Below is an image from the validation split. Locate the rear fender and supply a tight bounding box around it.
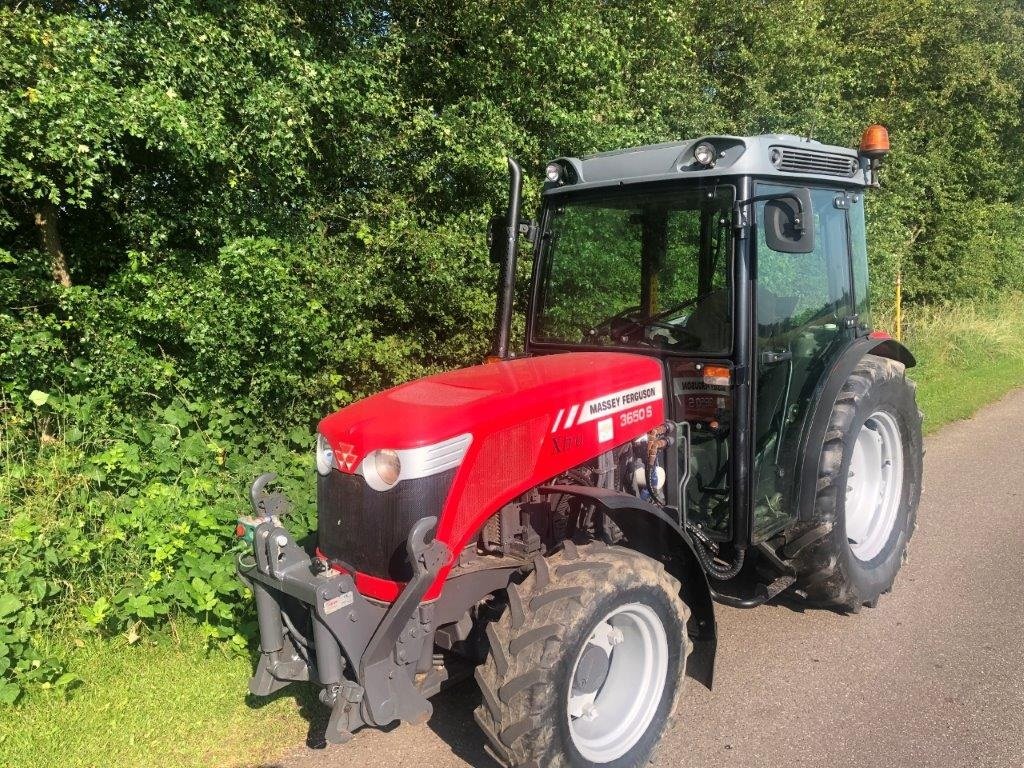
[794,336,915,523]
[868,332,916,368]
[539,484,718,689]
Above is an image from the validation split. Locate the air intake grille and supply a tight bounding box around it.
[317,468,455,582]
[771,146,858,178]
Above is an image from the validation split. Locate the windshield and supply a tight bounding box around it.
[533,186,734,354]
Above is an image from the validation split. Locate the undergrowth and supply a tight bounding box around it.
[901,294,1024,431]
[0,392,316,703]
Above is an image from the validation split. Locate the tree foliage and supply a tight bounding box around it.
[1,0,1023,698]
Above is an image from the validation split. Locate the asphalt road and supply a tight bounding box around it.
[267,388,1024,768]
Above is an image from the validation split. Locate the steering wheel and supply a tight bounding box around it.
[585,305,643,342]
[585,294,710,348]
[623,294,707,345]
[640,293,716,348]
[640,321,704,349]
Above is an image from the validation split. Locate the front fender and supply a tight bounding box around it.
[539,484,717,689]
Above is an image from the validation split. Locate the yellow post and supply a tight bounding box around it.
[894,268,902,342]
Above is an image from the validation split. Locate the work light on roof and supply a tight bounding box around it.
[692,141,717,167]
[545,163,563,183]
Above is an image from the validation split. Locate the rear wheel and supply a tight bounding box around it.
[794,354,923,610]
[474,541,690,768]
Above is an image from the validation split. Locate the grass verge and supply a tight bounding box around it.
[4,295,1024,768]
[901,294,1024,433]
[0,626,312,768]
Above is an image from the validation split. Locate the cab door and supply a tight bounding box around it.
[752,185,856,540]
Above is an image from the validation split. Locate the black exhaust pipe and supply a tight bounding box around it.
[492,157,522,360]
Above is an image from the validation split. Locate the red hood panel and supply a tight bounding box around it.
[318,352,663,461]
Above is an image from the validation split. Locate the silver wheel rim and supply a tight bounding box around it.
[566,602,668,763]
[845,409,904,561]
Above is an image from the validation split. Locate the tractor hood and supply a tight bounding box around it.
[317,351,667,601]
[318,351,664,472]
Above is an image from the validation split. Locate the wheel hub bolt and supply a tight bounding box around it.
[582,703,599,721]
[607,627,625,646]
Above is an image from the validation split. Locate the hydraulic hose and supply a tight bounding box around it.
[281,608,313,650]
[692,537,746,581]
[646,452,665,506]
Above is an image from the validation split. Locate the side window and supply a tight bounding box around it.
[756,185,852,328]
[848,193,870,330]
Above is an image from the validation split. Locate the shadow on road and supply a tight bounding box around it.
[245,674,496,767]
[426,678,498,767]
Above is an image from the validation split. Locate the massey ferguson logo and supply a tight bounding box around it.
[551,380,663,433]
[336,443,359,471]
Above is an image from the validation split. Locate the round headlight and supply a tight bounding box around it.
[316,433,335,476]
[693,141,717,167]
[545,163,563,183]
[374,449,401,487]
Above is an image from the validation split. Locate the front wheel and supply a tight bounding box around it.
[794,354,924,611]
[474,542,690,768]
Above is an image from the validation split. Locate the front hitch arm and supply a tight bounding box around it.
[358,516,451,726]
[249,471,289,518]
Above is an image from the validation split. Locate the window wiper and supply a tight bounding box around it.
[632,295,704,329]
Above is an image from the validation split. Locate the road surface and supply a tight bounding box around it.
[265,388,1024,768]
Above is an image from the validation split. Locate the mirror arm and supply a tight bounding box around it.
[733,191,807,234]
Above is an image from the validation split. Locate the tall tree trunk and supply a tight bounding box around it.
[34,199,71,287]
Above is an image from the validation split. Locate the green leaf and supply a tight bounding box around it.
[28,390,49,407]
[55,672,80,689]
[0,596,23,620]
[0,681,22,705]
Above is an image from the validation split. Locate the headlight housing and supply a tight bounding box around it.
[354,434,472,491]
[692,141,717,167]
[364,448,402,491]
[316,433,336,476]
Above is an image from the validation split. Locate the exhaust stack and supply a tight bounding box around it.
[491,157,522,360]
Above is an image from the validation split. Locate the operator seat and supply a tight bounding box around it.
[682,288,731,352]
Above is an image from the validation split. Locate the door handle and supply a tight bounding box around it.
[761,349,793,365]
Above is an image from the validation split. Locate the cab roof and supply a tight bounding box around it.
[545,133,869,194]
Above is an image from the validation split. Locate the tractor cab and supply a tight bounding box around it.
[484,130,907,591]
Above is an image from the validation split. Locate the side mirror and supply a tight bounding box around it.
[487,214,538,264]
[487,214,506,265]
[763,187,814,254]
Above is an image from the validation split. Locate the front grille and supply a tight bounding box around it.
[317,468,456,582]
[772,146,858,178]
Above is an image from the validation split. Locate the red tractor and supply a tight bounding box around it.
[237,125,922,767]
